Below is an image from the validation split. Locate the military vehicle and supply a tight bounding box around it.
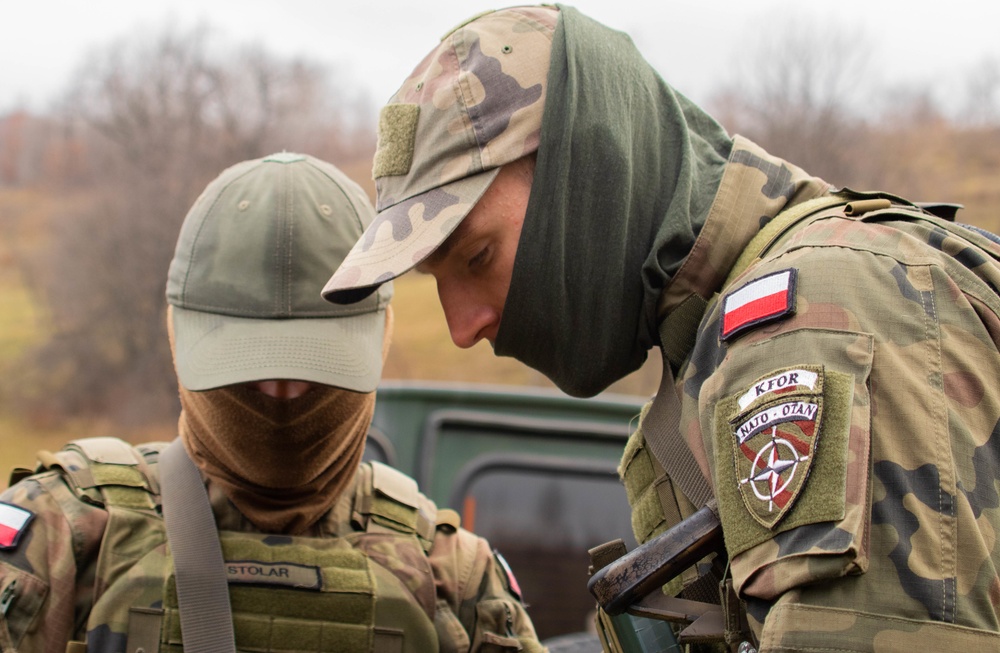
[365,380,647,650]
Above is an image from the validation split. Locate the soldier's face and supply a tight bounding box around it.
[242,379,318,399]
[416,159,533,349]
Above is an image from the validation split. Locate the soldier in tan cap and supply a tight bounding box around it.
[0,153,544,652]
[323,5,1000,652]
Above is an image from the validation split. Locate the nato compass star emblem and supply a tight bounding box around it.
[741,427,810,512]
[732,398,820,529]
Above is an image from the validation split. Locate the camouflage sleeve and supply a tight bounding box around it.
[0,472,107,653]
[428,525,546,653]
[696,235,1000,647]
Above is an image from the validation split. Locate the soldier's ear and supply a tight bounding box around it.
[382,305,394,365]
[166,305,179,374]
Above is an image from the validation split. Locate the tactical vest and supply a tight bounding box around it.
[41,437,447,653]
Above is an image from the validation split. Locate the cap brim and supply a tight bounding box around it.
[172,305,385,392]
[322,167,501,304]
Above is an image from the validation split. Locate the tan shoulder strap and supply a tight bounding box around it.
[371,460,420,505]
[726,194,849,287]
[32,437,163,512]
[353,462,438,547]
[159,438,236,653]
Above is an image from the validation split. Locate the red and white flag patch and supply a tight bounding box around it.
[721,269,796,341]
[0,502,33,550]
[494,550,523,601]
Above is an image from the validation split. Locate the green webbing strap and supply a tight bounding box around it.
[127,607,165,653]
[373,628,405,652]
[726,194,848,287]
[160,439,236,653]
[643,320,714,509]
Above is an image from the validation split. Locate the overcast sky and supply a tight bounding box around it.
[3,1,1000,116]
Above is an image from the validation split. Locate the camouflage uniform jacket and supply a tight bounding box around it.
[0,438,543,653]
[623,136,1000,650]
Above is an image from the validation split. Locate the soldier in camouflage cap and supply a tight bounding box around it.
[323,4,555,307]
[0,153,544,652]
[324,4,1000,651]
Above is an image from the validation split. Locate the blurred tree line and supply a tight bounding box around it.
[0,25,375,428]
[2,16,1000,433]
[706,16,1000,227]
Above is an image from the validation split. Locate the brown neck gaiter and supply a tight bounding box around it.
[178,383,373,534]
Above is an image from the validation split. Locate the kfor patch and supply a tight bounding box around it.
[721,269,796,341]
[0,502,33,550]
[738,368,819,411]
[729,365,824,529]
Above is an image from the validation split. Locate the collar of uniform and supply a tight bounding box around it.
[205,471,356,537]
[657,136,832,326]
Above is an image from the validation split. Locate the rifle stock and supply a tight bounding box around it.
[587,503,724,615]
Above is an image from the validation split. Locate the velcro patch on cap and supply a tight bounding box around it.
[721,269,796,342]
[0,502,34,550]
[373,104,420,178]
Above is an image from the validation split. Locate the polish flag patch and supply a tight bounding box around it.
[494,550,523,601]
[0,502,34,550]
[721,269,796,341]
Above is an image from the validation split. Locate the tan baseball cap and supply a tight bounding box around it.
[167,152,392,392]
[322,5,558,305]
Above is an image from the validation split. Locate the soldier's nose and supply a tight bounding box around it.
[247,380,316,399]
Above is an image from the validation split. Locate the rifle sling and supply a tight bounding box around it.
[160,439,237,653]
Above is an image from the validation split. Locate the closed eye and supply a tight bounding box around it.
[469,246,490,269]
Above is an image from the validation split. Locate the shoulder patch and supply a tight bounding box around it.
[0,502,34,550]
[493,550,523,601]
[729,366,824,529]
[721,269,796,342]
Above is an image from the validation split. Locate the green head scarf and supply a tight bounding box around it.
[493,5,734,397]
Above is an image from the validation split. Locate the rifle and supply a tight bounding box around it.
[587,502,753,652]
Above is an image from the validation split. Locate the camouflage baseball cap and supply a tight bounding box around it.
[167,152,392,392]
[322,4,558,304]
